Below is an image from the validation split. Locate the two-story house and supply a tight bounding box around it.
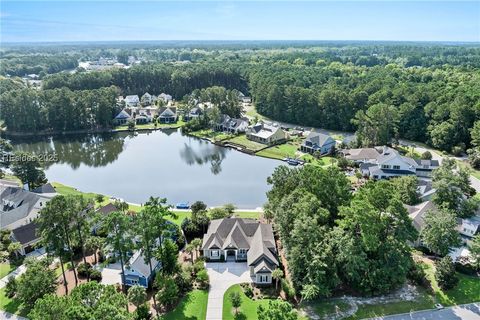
[300,132,336,155]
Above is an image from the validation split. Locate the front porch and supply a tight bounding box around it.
[204,248,248,262]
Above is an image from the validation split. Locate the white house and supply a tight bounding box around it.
[358,147,418,179]
[124,95,140,107]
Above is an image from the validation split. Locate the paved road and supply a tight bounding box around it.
[205,261,252,320]
[370,302,480,320]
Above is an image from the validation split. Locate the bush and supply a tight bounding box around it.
[407,263,429,288]
[77,262,92,277]
[175,268,193,293]
[241,283,254,298]
[90,269,102,281]
[281,278,296,301]
[451,144,465,156]
[435,256,459,290]
[421,151,433,160]
[193,260,205,275]
[196,269,209,289]
[134,303,151,320]
[455,262,477,275]
[5,276,17,298]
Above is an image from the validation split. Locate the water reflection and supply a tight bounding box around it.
[9,129,281,207]
[11,133,126,169]
[179,139,227,175]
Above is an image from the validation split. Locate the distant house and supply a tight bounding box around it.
[11,222,40,255]
[134,108,155,124]
[0,185,54,230]
[158,107,178,124]
[185,107,203,121]
[300,132,336,155]
[405,200,436,246]
[158,93,173,103]
[202,218,279,285]
[357,147,418,179]
[113,109,132,125]
[215,114,249,134]
[457,216,480,246]
[124,95,140,107]
[340,148,381,163]
[141,93,152,106]
[124,250,161,288]
[245,122,287,145]
[414,159,440,178]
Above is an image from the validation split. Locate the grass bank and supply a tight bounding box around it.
[160,289,208,320]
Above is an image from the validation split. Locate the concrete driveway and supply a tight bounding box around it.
[205,261,252,320]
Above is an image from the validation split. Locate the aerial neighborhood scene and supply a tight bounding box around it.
[0,1,479,320]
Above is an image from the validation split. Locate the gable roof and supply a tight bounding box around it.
[0,186,46,228]
[343,148,381,161]
[158,107,177,117]
[127,250,160,278]
[32,183,56,194]
[405,200,436,232]
[125,95,139,103]
[114,109,132,120]
[12,222,39,245]
[202,218,278,267]
[305,132,335,148]
[97,203,117,215]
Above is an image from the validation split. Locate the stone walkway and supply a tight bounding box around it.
[205,261,252,320]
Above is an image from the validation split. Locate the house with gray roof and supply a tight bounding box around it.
[245,122,287,146]
[215,114,249,134]
[202,218,279,285]
[414,159,440,177]
[124,249,161,288]
[357,147,418,180]
[1,186,54,230]
[113,109,133,125]
[11,222,40,255]
[340,148,381,163]
[158,106,178,124]
[300,132,336,155]
[124,95,140,107]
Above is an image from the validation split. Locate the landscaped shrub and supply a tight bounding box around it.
[77,262,92,277]
[281,278,296,302]
[196,269,209,289]
[407,263,429,288]
[193,260,205,275]
[90,269,102,281]
[241,283,254,298]
[134,303,151,320]
[455,262,477,275]
[175,268,193,293]
[5,276,17,298]
[435,256,459,290]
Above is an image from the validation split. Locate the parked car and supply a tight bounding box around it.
[176,202,190,209]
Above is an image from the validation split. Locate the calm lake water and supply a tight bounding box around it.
[10,129,281,208]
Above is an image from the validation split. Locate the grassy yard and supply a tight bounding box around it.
[160,289,208,320]
[0,263,14,279]
[300,154,338,167]
[233,211,261,219]
[1,174,21,185]
[189,129,234,142]
[0,288,23,316]
[256,143,299,160]
[114,119,185,131]
[224,135,266,152]
[457,160,480,180]
[223,284,274,320]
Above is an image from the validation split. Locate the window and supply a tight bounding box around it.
[211,250,219,257]
[381,165,391,169]
[239,249,247,255]
[393,165,400,170]
[259,275,268,283]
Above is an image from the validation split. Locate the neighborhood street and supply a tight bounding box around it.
[371,302,480,320]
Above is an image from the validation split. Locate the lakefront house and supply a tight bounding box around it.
[202,218,279,285]
[245,122,287,145]
[300,132,336,155]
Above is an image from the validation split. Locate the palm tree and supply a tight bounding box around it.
[191,238,202,260]
[7,242,22,260]
[185,243,195,262]
[271,268,284,291]
[86,236,104,265]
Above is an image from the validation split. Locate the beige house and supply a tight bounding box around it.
[245,122,287,145]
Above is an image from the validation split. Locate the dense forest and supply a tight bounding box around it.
[1,42,479,153]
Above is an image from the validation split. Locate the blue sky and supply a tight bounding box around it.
[1,1,479,43]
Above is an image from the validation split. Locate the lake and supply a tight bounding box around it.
[10,129,282,208]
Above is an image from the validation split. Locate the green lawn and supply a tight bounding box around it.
[189,129,234,142]
[0,263,14,279]
[300,154,337,167]
[256,143,299,160]
[1,174,21,185]
[457,160,480,180]
[160,290,208,320]
[0,288,23,315]
[114,119,185,131]
[233,211,261,219]
[224,135,266,152]
[223,284,274,320]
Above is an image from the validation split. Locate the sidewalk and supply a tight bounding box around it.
[370,302,480,320]
[0,311,28,320]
